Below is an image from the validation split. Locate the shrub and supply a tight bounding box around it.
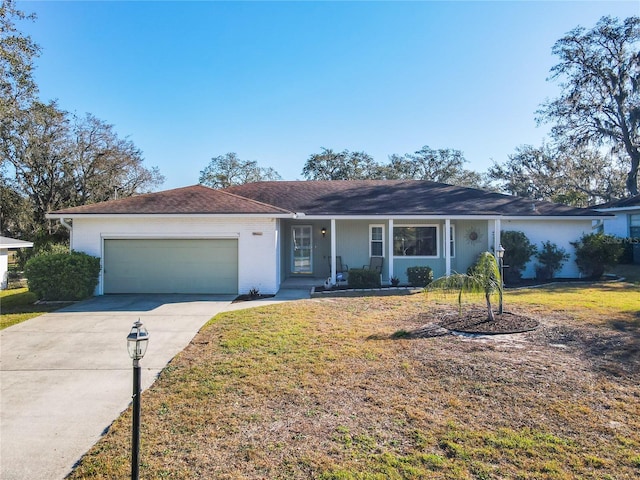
[500,231,537,283]
[25,251,101,300]
[535,241,570,281]
[406,266,433,287]
[570,233,623,279]
[348,268,381,288]
[16,238,69,269]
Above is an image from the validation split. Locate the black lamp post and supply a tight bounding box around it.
[496,244,505,315]
[127,320,149,480]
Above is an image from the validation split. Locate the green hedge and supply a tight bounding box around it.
[25,252,101,300]
[406,266,433,287]
[348,268,381,288]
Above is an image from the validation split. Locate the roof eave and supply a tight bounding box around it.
[46,212,295,219]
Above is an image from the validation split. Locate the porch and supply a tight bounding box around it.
[279,218,502,286]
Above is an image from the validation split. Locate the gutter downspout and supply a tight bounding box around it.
[59,218,73,251]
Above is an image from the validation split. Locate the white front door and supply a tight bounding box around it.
[292,225,313,274]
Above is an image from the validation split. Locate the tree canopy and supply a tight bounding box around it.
[199,152,281,189]
[487,144,627,206]
[0,1,164,241]
[301,146,486,188]
[538,15,640,195]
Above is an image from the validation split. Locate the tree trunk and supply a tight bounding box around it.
[485,293,495,322]
[625,150,639,196]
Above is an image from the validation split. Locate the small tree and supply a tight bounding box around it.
[535,241,570,281]
[570,233,623,279]
[428,252,501,322]
[500,230,537,283]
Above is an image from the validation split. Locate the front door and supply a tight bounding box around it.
[292,225,313,274]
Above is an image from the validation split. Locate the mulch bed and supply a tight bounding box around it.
[232,294,275,303]
[409,307,539,337]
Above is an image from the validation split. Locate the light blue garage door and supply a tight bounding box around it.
[104,239,238,294]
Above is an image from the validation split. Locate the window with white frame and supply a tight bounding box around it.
[370,225,384,257]
[448,225,456,257]
[393,225,438,257]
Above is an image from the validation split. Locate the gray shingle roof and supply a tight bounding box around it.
[48,185,291,215]
[48,180,605,217]
[595,195,640,209]
[225,180,603,217]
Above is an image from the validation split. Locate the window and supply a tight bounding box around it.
[370,225,384,257]
[630,214,640,239]
[393,225,438,257]
[449,225,456,258]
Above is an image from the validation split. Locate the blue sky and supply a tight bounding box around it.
[20,1,639,190]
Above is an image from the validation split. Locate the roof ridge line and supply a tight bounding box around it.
[211,185,293,214]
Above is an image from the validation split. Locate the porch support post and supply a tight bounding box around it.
[388,219,394,281]
[330,218,336,284]
[494,218,501,253]
[444,218,451,276]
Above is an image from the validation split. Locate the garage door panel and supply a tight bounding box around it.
[104,239,238,294]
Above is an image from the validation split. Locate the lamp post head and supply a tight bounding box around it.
[496,244,505,259]
[127,320,149,360]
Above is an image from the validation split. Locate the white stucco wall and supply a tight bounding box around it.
[500,218,594,278]
[70,216,280,295]
[0,249,8,290]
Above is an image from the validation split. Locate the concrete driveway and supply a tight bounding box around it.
[1,294,241,480]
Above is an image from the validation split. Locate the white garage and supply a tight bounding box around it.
[103,238,238,294]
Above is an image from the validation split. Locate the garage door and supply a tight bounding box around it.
[104,239,238,294]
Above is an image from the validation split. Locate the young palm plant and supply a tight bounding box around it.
[427,251,502,322]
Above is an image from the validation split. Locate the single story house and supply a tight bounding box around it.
[47,180,609,295]
[595,194,640,264]
[0,236,34,290]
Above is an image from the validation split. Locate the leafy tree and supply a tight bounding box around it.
[0,0,39,112]
[68,113,164,204]
[1,103,164,237]
[200,152,281,188]
[1,2,163,240]
[2,101,72,234]
[488,144,627,206]
[388,146,485,187]
[301,148,381,180]
[428,251,501,322]
[301,145,486,188]
[500,231,537,283]
[538,16,640,195]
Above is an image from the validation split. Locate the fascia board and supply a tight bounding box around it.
[290,214,609,221]
[595,206,640,213]
[45,213,294,219]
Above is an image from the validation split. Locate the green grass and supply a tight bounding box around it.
[0,288,71,329]
[68,286,640,479]
[506,282,640,324]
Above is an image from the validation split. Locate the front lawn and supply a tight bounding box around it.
[69,283,640,479]
[0,288,72,330]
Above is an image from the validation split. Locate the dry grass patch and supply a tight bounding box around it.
[69,287,640,479]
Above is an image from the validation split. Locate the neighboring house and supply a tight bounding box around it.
[595,195,640,264]
[47,180,609,295]
[0,236,34,290]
